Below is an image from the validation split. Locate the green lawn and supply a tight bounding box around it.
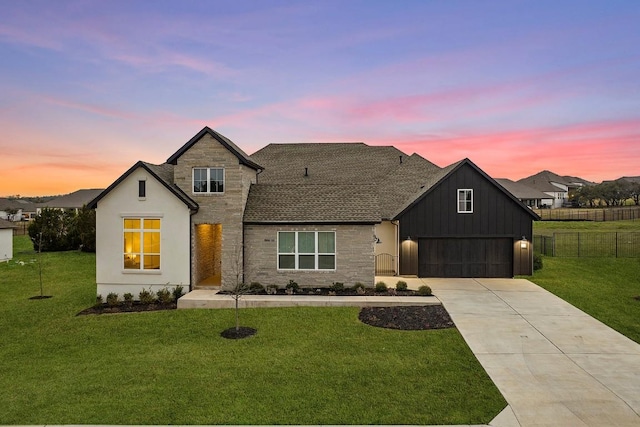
[531,220,640,343]
[530,256,640,344]
[0,236,506,425]
[534,219,640,235]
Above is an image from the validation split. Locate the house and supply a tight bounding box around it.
[89,127,538,297]
[0,197,36,221]
[0,219,17,262]
[38,189,104,214]
[495,179,553,209]
[517,171,591,208]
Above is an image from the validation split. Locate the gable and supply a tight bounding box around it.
[167,126,262,170]
[395,159,538,238]
[88,162,198,210]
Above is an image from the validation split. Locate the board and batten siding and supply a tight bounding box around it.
[397,162,533,241]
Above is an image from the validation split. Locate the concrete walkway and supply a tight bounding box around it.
[421,277,640,427]
[178,278,640,426]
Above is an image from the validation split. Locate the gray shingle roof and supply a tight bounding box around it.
[40,189,104,209]
[252,143,407,184]
[495,178,552,200]
[244,184,381,223]
[0,218,17,229]
[0,198,36,211]
[377,154,443,219]
[247,143,451,223]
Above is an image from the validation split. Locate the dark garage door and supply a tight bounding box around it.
[418,238,513,278]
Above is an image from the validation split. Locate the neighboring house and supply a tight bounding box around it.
[518,171,592,208]
[495,179,553,209]
[37,189,104,214]
[0,198,36,221]
[0,219,17,261]
[89,127,539,297]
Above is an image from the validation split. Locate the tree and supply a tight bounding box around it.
[75,206,96,252]
[220,240,256,339]
[28,208,79,252]
[630,182,640,206]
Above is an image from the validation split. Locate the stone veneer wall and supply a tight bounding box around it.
[171,133,257,287]
[243,223,376,288]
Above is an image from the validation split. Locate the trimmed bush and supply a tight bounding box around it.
[374,281,388,293]
[172,285,185,300]
[395,281,408,291]
[352,282,366,294]
[156,288,173,305]
[249,282,265,293]
[533,254,543,271]
[266,284,279,295]
[417,285,432,296]
[331,282,344,292]
[123,292,134,307]
[95,294,103,306]
[139,288,156,305]
[285,280,299,293]
[106,292,120,307]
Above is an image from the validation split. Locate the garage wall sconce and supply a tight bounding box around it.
[520,237,528,249]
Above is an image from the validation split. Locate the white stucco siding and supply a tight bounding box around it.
[0,229,13,261]
[95,167,191,297]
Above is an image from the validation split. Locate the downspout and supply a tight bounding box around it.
[189,206,198,292]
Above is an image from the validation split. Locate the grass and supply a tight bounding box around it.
[0,236,506,425]
[531,219,640,343]
[534,219,640,235]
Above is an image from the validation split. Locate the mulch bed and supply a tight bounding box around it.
[77,302,177,316]
[358,305,455,330]
[78,299,454,332]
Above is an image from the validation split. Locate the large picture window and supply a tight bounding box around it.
[457,189,473,213]
[123,218,161,270]
[193,167,224,193]
[278,231,335,270]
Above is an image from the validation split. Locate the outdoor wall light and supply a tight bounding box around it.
[520,237,528,249]
[405,236,411,241]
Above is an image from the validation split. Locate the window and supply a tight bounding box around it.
[138,180,146,198]
[193,168,224,193]
[123,218,161,270]
[278,231,335,270]
[457,189,473,213]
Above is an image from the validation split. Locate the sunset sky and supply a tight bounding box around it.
[1,0,639,196]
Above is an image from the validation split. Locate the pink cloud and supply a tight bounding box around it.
[381,119,640,182]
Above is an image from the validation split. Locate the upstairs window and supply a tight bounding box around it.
[278,231,336,270]
[457,189,473,213]
[193,168,224,193]
[138,180,146,198]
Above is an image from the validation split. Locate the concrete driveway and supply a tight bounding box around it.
[418,277,640,427]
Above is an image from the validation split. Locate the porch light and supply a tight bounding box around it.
[520,237,528,249]
[405,236,411,241]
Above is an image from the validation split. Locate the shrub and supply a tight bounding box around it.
[106,292,120,307]
[352,282,366,294]
[331,282,344,292]
[266,284,279,295]
[172,285,185,300]
[374,281,388,293]
[156,287,174,305]
[123,292,134,306]
[533,254,543,271]
[249,282,265,293]
[417,285,432,296]
[139,288,156,305]
[285,280,299,293]
[95,294,104,306]
[395,280,408,291]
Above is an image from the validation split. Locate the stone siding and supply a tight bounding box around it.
[172,133,257,287]
[244,224,376,288]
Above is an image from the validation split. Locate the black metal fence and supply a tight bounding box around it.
[375,253,396,276]
[533,207,640,222]
[534,232,640,257]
